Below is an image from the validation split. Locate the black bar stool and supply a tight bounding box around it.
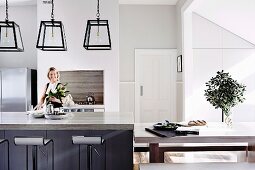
[0,139,9,170]
[72,136,104,170]
[14,137,54,170]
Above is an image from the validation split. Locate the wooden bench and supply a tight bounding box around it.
[139,162,255,170]
[134,143,248,163]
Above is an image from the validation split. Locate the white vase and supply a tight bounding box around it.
[223,111,232,128]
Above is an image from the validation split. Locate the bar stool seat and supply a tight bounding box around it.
[14,137,52,146]
[0,139,9,170]
[14,137,54,170]
[72,136,104,170]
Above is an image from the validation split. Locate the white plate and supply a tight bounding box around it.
[27,110,44,114]
[27,110,45,118]
[45,113,68,120]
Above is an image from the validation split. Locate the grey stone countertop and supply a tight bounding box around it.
[0,112,134,130]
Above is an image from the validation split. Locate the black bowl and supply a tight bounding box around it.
[153,122,178,131]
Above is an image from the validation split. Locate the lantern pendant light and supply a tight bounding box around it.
[83,0,111,50]
[0,0,24,52]
[36,0,67,51]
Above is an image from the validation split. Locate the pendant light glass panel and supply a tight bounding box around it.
[36,0,67,51]
[36,21,67,51]
[0,0,24,52]
[83,0,111,50]
[84,20,111,50]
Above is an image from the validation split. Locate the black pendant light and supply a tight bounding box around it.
[0,0,24,52]
[36,0,67,51]
[83,0,111,50]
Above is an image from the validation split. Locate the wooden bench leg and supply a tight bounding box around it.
[149,143,159,163]
[248,143,255,162]
[149,143,164,163]
[159,149,165,163]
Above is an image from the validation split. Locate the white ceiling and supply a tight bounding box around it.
[0,0,179,6]
[119,0,179,5]
[0,0,36,6]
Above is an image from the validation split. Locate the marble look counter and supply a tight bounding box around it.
[0,112,134,170]
[0,112,134,130]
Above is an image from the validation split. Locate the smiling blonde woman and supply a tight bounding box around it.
[35,67,63,109]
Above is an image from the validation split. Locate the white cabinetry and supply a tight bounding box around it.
[63,105,105,112]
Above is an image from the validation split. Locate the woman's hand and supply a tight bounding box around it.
[49,96,61,103]
[34,103,44,110]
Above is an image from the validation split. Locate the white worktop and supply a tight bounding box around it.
[0,112,134,130]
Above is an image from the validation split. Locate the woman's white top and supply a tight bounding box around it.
[46,82,59,95]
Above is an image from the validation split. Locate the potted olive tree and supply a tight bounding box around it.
[204,70,246,127]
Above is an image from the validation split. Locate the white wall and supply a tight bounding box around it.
[37,0,119,112]
[119,5,177,113]
[182,0,196,121]
[188,13,255,122]
[193,0,255,46]
[175,0,187,121]
[119,5,177,82]
[176,0,186,56]
[0,5,37,68]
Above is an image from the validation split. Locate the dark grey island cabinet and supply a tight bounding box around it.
[0,130,5,170]
[0,112,134,170]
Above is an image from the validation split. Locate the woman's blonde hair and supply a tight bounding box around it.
[47,67,60,81]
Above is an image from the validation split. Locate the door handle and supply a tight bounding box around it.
[140,86,143,96]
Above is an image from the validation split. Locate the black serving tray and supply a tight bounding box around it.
[145,127,199,137]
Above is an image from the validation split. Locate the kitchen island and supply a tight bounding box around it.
[0,112,134,170]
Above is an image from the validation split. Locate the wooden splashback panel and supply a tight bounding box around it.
[59,70,104,104]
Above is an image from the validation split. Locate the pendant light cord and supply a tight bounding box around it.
[51,0,54,20]
[96,0,100,19]
[5,0,8,21]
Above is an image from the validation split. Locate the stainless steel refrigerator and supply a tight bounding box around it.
[0,68,37,112]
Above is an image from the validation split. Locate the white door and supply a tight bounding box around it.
[135,49,177,123]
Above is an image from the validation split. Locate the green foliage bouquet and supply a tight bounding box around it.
[48,83,69,101]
